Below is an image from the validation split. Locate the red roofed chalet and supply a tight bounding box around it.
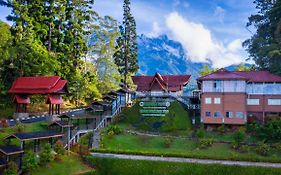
[9,76,68,115]
[132,73,191,96]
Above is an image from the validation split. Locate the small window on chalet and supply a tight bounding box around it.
[236,112,244,118]
[226,112,233,118]
[213,80,222,92]
[214,111,221,118]
[205,112,211,117]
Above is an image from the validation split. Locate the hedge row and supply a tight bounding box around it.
[90,148,281,163]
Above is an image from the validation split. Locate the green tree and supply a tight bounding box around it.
[39,143,54,166]
[89,14,121,94]
[22,151,38,172]
[235,63,251,71]
[114,0,139,86]
[3,162,18,175]
[243,0,281,75]
[199,64,217,76]
[233,127,246,147]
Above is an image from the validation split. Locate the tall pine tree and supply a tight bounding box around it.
[114,0,139,86]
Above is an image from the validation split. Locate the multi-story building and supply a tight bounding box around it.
[197,69,281,125]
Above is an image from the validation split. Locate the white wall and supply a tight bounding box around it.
[202,80,246,93]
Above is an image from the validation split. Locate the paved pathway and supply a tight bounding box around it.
[91,152,281,168]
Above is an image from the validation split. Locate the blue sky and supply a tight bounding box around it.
[0,0,257,67]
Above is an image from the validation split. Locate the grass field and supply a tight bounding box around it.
[118,101,191,133]
[29,154,93,175]
[87,156,281,175]
[98,132,281,163]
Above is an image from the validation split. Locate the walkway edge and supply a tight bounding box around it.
[91,152,281,168]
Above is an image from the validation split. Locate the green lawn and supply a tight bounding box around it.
[97,133,281,163]
[117,101,191,133]
[87,156,281,175]
[29,154,93,175]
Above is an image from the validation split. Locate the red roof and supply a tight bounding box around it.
[132,73,191,92]
[233,71,281,83]
[197,69,281,83]
[9,76,68,94]
[13,95,30,104]
[46,95,63,104]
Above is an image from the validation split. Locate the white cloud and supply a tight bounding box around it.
[214,6,225,23]
[165,12,246,68]
[148,22,162,37]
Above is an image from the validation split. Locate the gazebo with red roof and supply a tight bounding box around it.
[9,76,68,115]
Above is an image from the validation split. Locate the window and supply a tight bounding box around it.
[268,99,281,105]
[205,112,211,117]
[205,98,211,104]
[214,111,221,118]
[247,99,260,105]
[226,112,233,118]
[214,98,221,104]
[236,112,244,119]
[214,80,222,92]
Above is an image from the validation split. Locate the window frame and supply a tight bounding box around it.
[205,111,211,117]
[226,111,233,118]
[214,97,221,104]
[205,97,212,104]
[268,99,281,105]
[214,111,221,118]
[236,112,244,119]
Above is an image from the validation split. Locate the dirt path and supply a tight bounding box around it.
[91,152,281,168]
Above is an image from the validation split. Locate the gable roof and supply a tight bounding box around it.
[13,95,30,104]
[132,73,190,92]
[9,76,68,94]
[46,94,63,104]
[233,71,281,83]
[197,68,247,81]
[197,69,281,83]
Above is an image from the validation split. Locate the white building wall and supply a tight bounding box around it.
[202,80,246,93]
[247,83,281,95]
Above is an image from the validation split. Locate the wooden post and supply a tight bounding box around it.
[49,104,51,115]
[57,104,59,114]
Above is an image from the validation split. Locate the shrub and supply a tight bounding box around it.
[256,119,281,142]
[233,127,246,146]
[164,137,173,148]
[54,140,65,155]
[39,143,54,166]
[3,161,18,175]
[198,138,214,149]
[217,125,225,135]
[22,151,38,172]
[15,123,25,133]
[255,142,270,156]
[196,126,205,139]
[239,145,250,153]
[106,125,122,136]
[107,130,115,139]
[272,143,281,153]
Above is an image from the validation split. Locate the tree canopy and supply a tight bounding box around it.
[243,0,281,75]
[0,0,124,107]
